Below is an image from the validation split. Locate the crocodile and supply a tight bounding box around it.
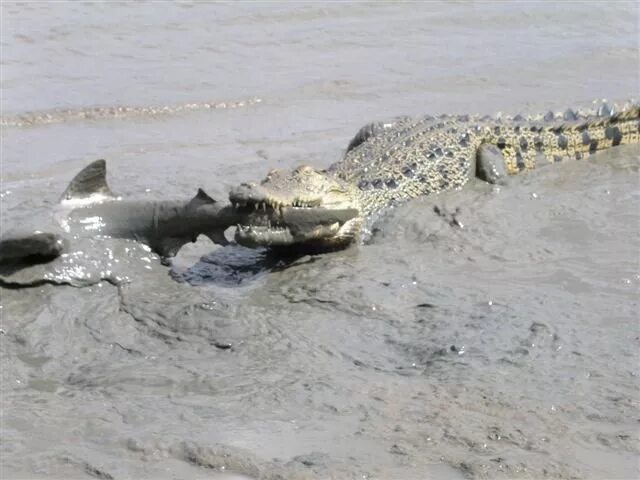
[229,101,640,250]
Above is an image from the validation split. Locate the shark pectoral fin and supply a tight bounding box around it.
[154,231,228,265]
[0,232,68,264]
[204,230,229,246]
[150,237,190,262]
[60,159,115,202]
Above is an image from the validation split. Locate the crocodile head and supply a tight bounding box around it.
[229,165,362,250]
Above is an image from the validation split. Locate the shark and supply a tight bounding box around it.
[0,160,239,286]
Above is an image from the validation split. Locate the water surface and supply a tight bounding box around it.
[1,2,639,479]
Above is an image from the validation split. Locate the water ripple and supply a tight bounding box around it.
[1,96,263,127]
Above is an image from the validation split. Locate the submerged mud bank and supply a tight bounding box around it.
[2,147,639,479]
[2,2,639,479]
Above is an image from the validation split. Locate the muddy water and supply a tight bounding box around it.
[1,2,639,479]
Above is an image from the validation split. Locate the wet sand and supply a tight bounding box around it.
[1,2,639,479]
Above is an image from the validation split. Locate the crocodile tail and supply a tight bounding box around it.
[565,104,640,150]
[487,104,640,175]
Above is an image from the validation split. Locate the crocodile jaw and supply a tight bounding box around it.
[229,165,362,249]
[235,216,362,249]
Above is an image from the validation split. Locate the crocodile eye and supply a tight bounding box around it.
[266,168,281,181]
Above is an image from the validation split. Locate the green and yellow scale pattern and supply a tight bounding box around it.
[329,105,640,217]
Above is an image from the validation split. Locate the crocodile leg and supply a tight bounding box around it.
[476,143,509,185]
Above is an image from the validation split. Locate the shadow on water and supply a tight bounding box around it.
[0,238,327,289]
[169,244,320,287]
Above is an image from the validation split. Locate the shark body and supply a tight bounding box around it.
[0,160,238,285]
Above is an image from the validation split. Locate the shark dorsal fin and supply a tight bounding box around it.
[188,188,217,208]
[60,159,114,203]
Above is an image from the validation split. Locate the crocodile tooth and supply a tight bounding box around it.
[597,103,611,117]
[597,102,611,117]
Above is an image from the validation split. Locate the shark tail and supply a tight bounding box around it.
[0,232,68,264]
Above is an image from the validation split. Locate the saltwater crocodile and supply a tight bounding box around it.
[229,102,640,250]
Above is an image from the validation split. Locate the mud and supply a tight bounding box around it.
[1,2,639,479]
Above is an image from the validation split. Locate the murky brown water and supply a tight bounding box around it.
[1,2,639,479]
